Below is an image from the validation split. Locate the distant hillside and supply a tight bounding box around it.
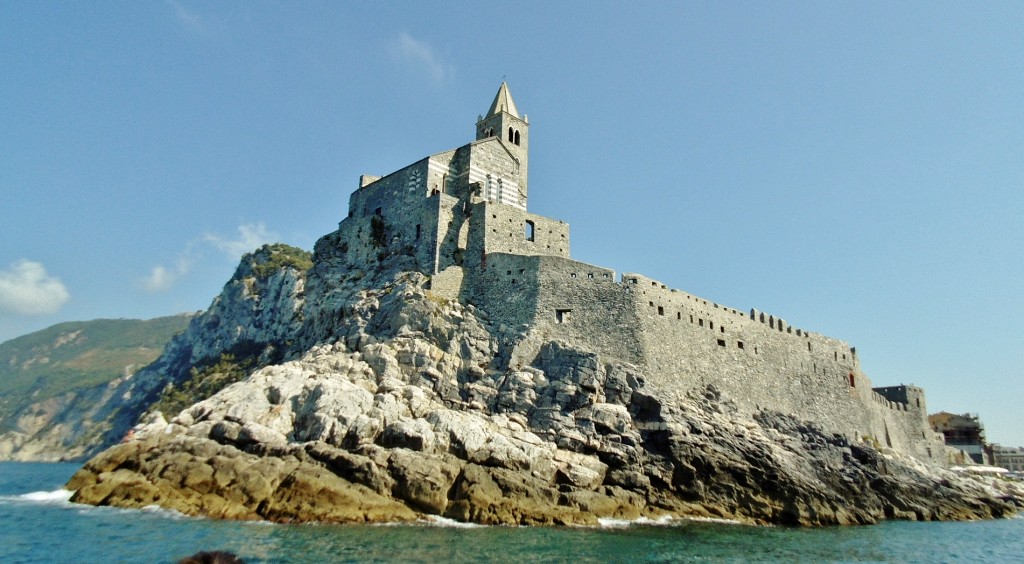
[0,315,194,426]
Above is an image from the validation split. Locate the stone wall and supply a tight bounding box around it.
[457,257,942,462]
[470,202,570,261]
[326,96,944,463]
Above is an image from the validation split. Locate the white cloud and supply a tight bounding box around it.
[390,32,451,83]
[0,260,70,315]
[142,254,191,293]
[142,223,278,293]
[203,223,278,259]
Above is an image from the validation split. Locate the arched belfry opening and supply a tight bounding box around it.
[475,81,530,201]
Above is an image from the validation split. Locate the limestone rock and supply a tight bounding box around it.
[64,260,1022,527]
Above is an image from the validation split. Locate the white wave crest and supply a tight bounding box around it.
[17,489,74,503]
[419,515,487,528]
[598,514,676,528]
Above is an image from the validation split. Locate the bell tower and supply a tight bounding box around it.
[476,82,529,200]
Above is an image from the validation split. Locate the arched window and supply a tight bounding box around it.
[514,130,521,145]
[508,127,514,142]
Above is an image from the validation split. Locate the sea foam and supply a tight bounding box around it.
[17,489,74,503]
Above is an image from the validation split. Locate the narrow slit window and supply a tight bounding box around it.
[525,220,535,242]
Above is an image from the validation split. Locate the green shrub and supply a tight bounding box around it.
[150,353,253,417]
[370,216,387,248]
[250,243,313,279]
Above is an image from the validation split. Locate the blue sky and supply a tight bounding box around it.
[2,2,1021,446]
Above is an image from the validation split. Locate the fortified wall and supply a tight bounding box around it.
[318,83,945,463]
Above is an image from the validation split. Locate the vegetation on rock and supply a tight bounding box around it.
[151,354,253,418]
[231,243,313,281]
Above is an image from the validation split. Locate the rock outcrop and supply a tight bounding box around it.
[68,262,1023,526]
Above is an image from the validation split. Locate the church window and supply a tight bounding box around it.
[525,220,535,242]
[508,127,514,142]
[514,130,521,145]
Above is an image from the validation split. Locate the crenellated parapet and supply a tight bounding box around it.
[318,82,945,463]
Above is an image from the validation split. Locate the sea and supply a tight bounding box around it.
[1,462,1021,563]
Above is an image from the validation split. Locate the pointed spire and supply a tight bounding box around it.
[486,82,520,119]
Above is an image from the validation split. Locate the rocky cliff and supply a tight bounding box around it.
[0,245,311,462]
[67,249,1023,525]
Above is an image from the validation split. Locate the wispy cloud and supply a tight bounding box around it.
[0,260,70,315]
[203,223,277,259]
[143,222,279,293]
[390,32,452,84]
[166,0,205,34]
[142,255,191,293]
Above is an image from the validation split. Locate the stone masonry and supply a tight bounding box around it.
[316,83,945,463]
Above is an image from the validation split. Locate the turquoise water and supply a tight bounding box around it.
[1,462,1021,563]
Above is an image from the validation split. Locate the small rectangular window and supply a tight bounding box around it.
[737,341,745,349]
[555,309,572,323]
[525,220,535,242]
[717,339,726,347]
[657,306,664,316]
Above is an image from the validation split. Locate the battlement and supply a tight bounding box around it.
[318,82,944,463]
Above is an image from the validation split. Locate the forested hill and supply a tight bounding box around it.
[0,315,193,424]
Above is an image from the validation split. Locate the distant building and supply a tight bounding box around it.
[929,412,987,464]
[990,445,1024,472]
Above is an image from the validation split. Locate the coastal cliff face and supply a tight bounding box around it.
[0,245,311,462]
[67,255,1023,526]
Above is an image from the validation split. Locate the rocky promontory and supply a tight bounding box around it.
[67,257,1023,526]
